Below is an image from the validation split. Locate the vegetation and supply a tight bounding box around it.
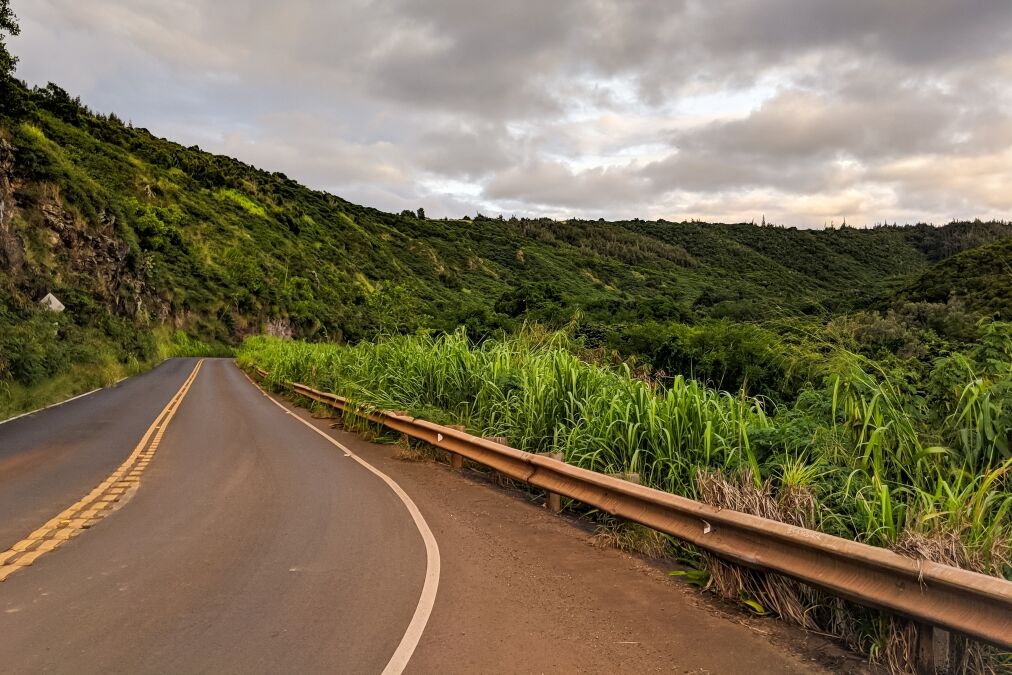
[0,0,21,119]
[240,330,1011,563]
[239,328,1012,670]
[898,238,1012,320]
[0,325,229,420]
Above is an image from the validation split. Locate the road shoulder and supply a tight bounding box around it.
[262,384,874,675]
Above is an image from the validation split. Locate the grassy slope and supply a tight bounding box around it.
[8,105,1011,338]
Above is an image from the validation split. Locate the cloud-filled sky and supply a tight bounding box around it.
[11,0,1012,226]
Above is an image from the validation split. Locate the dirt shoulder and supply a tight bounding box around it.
[274,390,876,674]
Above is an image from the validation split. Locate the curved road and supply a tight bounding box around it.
[0,358,847,674]
[0,359,428,673]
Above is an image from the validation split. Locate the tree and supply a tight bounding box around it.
[0,0,18,78]
[416,207,425,220]
[0,0,22,118]
[493,282,562,319]
[32,83,87,122]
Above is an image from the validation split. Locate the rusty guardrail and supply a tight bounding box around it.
[256,369,1012,657]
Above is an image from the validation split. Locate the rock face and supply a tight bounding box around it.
[0,137,27,278]
[0,137,167,322]
[40,200,140,314]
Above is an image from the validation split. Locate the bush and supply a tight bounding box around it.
[606,320,818,402]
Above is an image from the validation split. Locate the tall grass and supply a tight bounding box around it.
[239,327,1010,564]
[240,329,772,493]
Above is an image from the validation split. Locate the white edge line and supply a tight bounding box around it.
[0,387,102,426]
[239,367,440,675]
[0,359,178,427]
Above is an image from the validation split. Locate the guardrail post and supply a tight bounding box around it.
[935,629,953,675]
[448,425,469,471]
[916,624,955,675]
[915,622,936,675]
[547,452,564,513]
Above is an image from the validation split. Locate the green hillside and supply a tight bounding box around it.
[2,74,1011,413]
[897,237,1012,320]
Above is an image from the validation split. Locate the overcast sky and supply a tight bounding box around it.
[11,1,1012,226]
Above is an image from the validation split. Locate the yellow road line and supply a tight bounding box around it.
[0,360,204,583]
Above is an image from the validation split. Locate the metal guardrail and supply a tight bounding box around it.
[256,370,1012,656]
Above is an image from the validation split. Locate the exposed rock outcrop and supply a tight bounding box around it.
[0,136,26,278]
[0,137,168,321]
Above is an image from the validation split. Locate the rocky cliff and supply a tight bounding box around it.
[0,134,165,322]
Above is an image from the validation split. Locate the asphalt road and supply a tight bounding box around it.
[0,359,195,550]
[0,359,429,673]
[0,358,848,674]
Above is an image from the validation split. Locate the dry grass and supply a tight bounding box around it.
[591,520,671,559]
[394,436,445,463]
[884,531,1010,674]
[697,469,1012,673]
[394,445,429,462]
[695,468,822,628]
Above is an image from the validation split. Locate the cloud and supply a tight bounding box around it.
[412,123,516,180]
[485,159,651,213]
[10,0,1012,225]
[873,149,1012,213]
[639,84,967,194]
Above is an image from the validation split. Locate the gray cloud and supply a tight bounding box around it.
[413,123,516,180]
[688,1,1012,68]
[10,0,1012,225]
[485,159,651,213]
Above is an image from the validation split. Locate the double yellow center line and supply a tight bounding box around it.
[0,359,204,582]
